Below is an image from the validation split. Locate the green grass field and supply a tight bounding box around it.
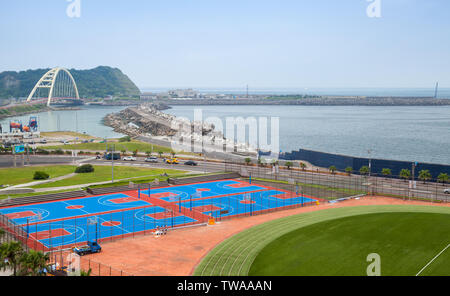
[31,166,187,188]
[194,205,450,276]
[0,166,76,186]
[44,141,189,154]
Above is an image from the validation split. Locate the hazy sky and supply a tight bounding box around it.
[1,0,449,89]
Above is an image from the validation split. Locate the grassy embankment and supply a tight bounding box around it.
[0,104,48,119]
[44,140,190,155]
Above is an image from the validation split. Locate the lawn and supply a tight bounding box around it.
[31,166,187,188]
[0,165,76,186]
[40,131,98,140]
[249,212,450,276]
[194,205,450,276]
[44,140,185,154]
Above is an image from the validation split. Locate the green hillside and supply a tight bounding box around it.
[0,66,141,99]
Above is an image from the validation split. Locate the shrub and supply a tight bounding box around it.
[75,164,95,174]
[54,149,64,155]
[34,171,50,180]
[37,149,50,155]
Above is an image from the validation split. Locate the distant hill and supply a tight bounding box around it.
[0,66,141,99]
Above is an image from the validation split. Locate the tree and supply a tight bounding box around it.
[158,151,164,158]
[257,158,262,167]
[329,166,337,174]
[345,167,353,176]
[132,149,138,157]
[285,162,293,170]
[381,168,392,177]
[418,170,432,183]
[19,250,50,276]
[360,166,370,176]
[0,241,24,276]
[437,173,449,185]
[170,151,176,158]
[299,162,307,171]
[121,149,127,155]
[400,169,411,181]
[145,151,152,157]
[245,158,252,166]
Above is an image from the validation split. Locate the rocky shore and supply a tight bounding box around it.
[103,103,257,154]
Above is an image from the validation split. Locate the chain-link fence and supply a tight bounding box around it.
[48,249,133,276]
[225,161,449,203]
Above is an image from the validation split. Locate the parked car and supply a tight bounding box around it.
[444,189,450,194]
[184,160,198,166]
[123,156,137,161]
[145,157,158,163]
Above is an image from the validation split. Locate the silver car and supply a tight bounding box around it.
[145,157,158,163]
[444,188,450,194]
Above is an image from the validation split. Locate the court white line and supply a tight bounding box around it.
[416,243,450,276]
[61,201,131,234]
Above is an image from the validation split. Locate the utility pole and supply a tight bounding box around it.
[108,143,115,183]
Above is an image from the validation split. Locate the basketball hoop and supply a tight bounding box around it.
[88,216,98,225]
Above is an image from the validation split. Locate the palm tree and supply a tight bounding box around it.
[0,241,24,276]
[437,173,449,185]
[285,162,293,170]
[345,167,353,176]
[360,166,370,176]
[158,151,164,158]
[257,158,262,167]
[19,250,50,276]
[299,162,307,171]
[418,170,432,183]
[382,168,392,177]
[400,169,411,181]
[329,166,337,174]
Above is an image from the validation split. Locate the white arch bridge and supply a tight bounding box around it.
[26,67,81,107]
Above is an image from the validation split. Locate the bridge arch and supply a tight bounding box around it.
[26,67,80,107]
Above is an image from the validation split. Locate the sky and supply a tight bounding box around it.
[1,0,449,89]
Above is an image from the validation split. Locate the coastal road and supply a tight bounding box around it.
[0,155,86,168]
[92,158,226,174]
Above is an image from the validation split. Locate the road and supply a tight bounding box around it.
[92,157,226,174]
[0,155,85,168]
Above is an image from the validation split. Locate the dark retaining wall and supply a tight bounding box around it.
[280,149,450,179]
